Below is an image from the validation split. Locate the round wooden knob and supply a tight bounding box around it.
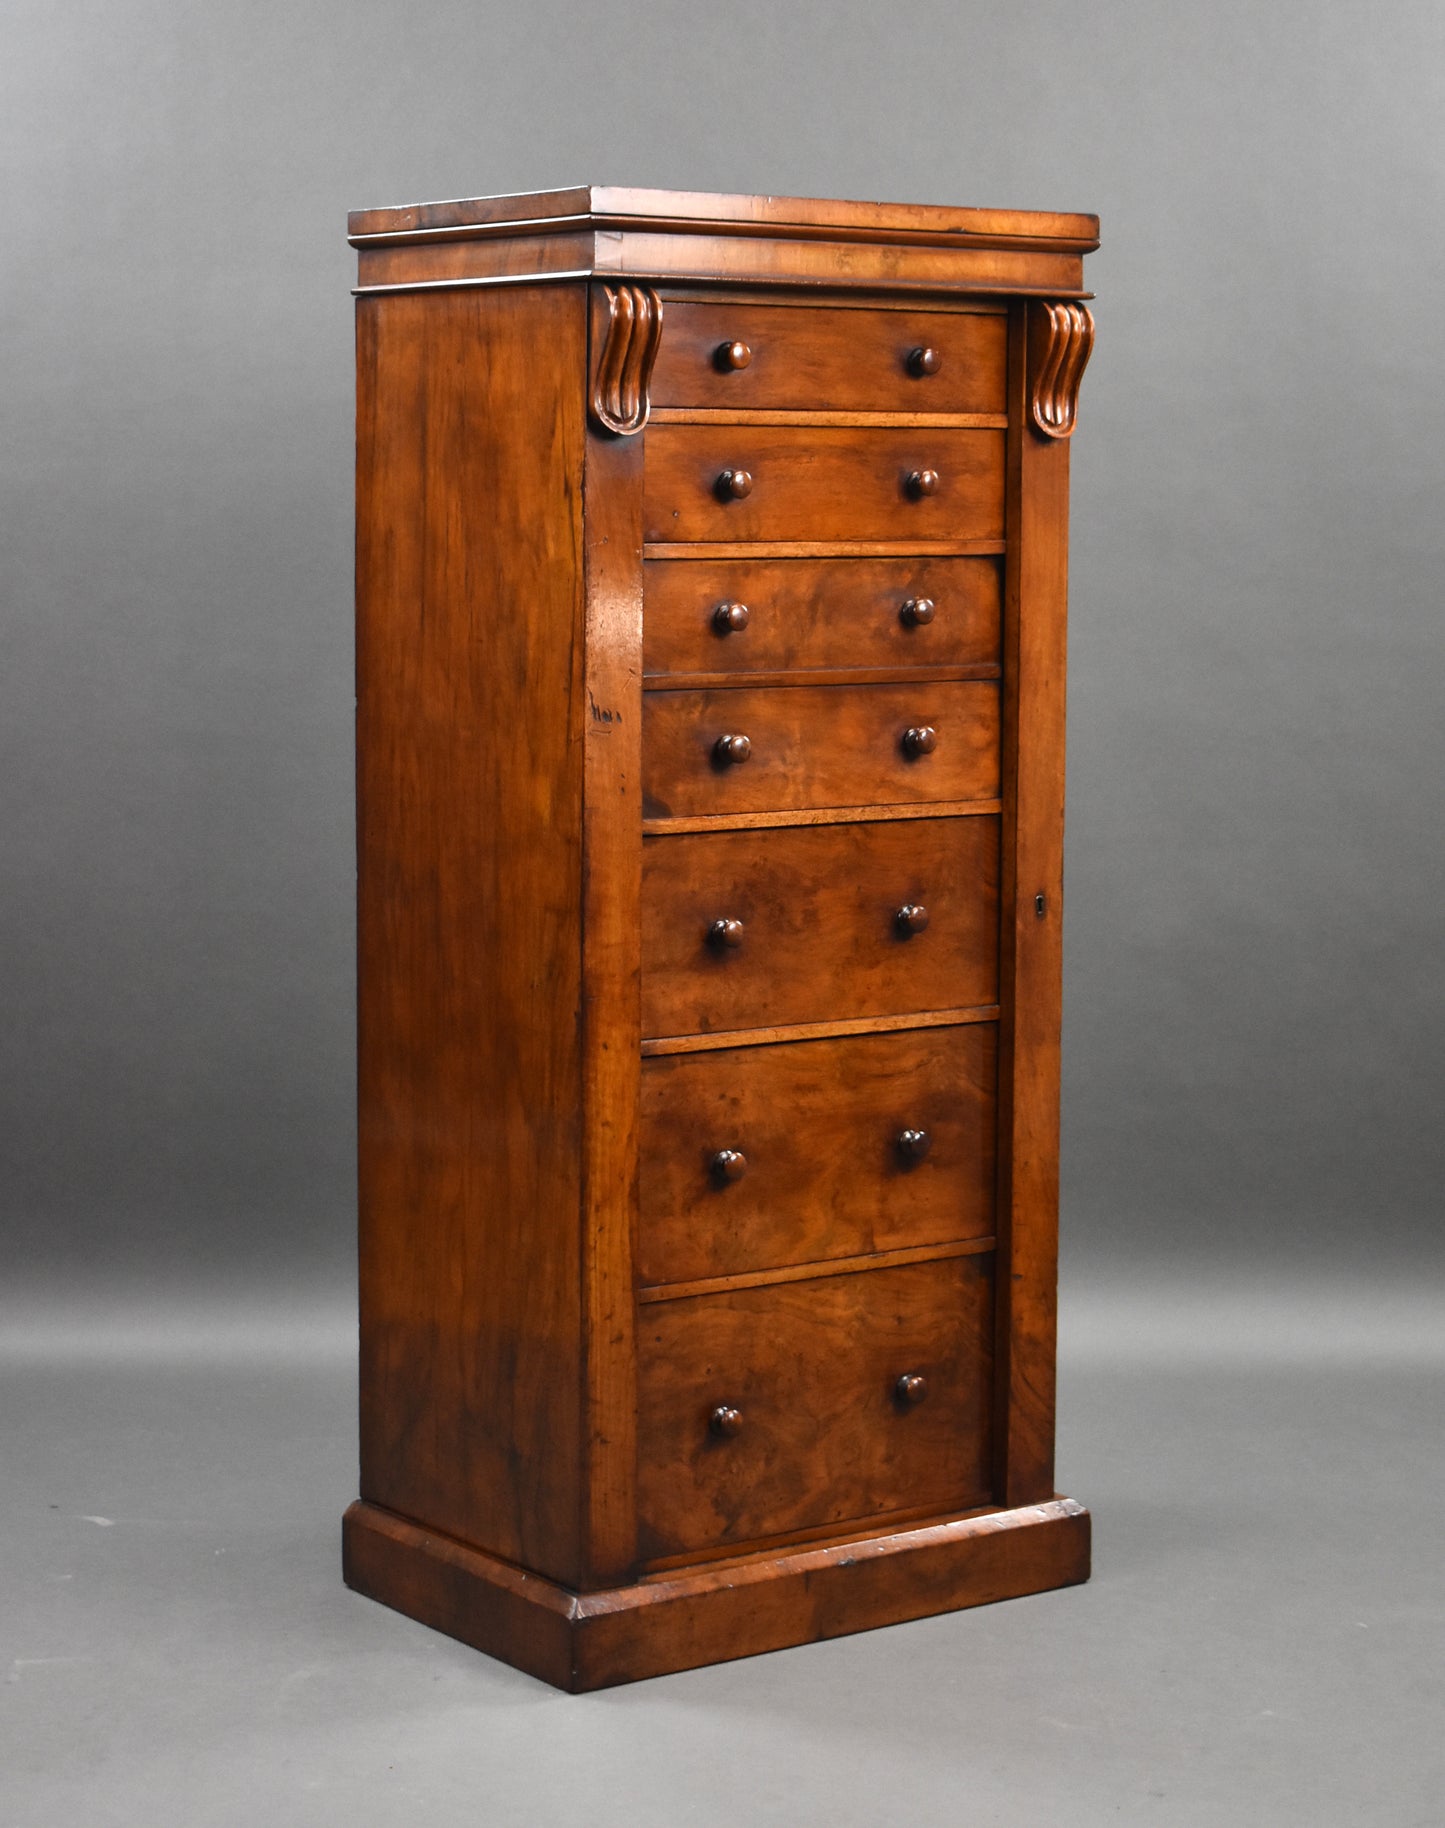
[896,1128,931,1162]
[901,725,937,759]
[895,1373,929,1405]
[900,597,936,627]
[713,600,750,634]
[711,1148,748,1183]
[714,732,752,765]
[710,1403,744,1437]
[907,346,943,377]
[715,340,753,371]
[895,904,930,937]
[708,917,745,948]
[905,469,940,499]
[716,468,753,500]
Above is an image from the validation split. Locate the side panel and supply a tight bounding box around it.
[994,300,1072,1504]
[356,285,589,1584]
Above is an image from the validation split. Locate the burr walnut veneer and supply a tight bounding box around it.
[342,187,1098,1690]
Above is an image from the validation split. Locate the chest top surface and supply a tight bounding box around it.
[348,185,1099,298]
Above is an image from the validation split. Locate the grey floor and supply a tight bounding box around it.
[3,1273,1441,1827]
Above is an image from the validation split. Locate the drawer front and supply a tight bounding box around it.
[649,301,1008,415]
[637,1256,995,1558]
[643,427,1005,545]
[644,681,998,819]
[639,1024,998,1286]
[644,556,1001,680]
[641,816,999,1039]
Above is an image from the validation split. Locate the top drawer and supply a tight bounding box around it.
[649,301,1008,416]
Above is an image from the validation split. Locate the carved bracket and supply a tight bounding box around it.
[591,284,664,435]
[1029,300,1095,440]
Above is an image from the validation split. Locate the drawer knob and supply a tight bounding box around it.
[896,1127,931,1162]
[907,346,943,377]
[905,469,940,499]
[711,1148,749,1183]
[713,600,751,634]
[895,903,930,937]
[713,732,752,766]
[710,1403,745,1438]
[900,596,936,627]
[708,916,746,949]
[715,340,753,371]
[895,1373,929,1405]
[716,468,753,501]
[901,725,937,759]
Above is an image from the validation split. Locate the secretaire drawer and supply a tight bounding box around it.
[637,1255,995,1559]
[643,680,998,820]
[643,556,1002,680]
[642,427,1005,545]
[648,300,1008,416]
[640,815,999,1040]
[638,1024,998,1287]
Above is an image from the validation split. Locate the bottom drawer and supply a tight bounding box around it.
[637,1256,994,1560]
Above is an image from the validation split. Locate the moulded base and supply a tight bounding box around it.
[342,1495,1091,1691]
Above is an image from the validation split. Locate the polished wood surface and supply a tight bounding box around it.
[649,300,1007,414]
[640,815,999,1039]
[643,425,1005,545]
[355,284,588,1585]
[348,185,1101,250]
[993,299,1074,1508]
[590,283,664,435]
[348,187,1096,1690]
[638,1023,997,1285]
[1029,300,1096,439]
[642,680,999,818]
[343,1496,1091,1691]
[348,189,1098,305]
[635,1256,994,1558]
[643,555,1002,680]
[578,285,648,1581]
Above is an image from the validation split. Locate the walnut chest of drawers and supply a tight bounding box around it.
[342,187,1099,1690]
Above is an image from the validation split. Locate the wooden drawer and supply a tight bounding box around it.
[644,556,1001,681]
[649,300,1008,415]
[644,681,998,820]
[639,1024,998,1286]
[641,815,999,1040]
[637,1255,995,1558]
[642,427,1005,545]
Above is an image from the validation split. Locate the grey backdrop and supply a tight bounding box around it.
[5,4,1444,1822]
[4,0,1443,1303]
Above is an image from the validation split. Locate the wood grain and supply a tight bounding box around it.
[355,284,588,1585]
[642,426,1005,544]
[348,189,1097,1686]
[644,554,1001,679]
[578,285,646,1583]
[343,1495,1091,1691]
[638,1023,998,1284]
[640,815,1000,1039]
[348,185,1101,252]
[642,680,999,819]
[635,1255,994,1558]
[993,299,1072,1507]
[649,300,1007,414]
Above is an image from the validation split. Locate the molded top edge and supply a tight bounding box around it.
[347,185,1100,249]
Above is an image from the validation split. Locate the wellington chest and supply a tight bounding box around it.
[342,187,1099,1690]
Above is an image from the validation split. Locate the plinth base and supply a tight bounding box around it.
[342,1496,1091,1691]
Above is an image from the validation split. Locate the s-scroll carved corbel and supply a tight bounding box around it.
[590,284,664,435]
[1029,300,1095,440]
